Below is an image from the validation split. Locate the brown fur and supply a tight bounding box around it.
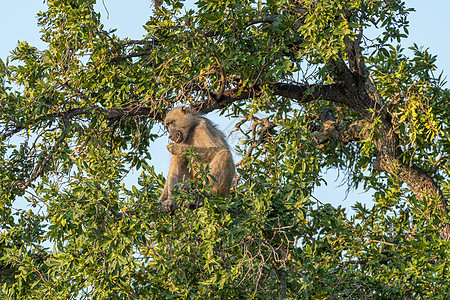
[159,107,235,212]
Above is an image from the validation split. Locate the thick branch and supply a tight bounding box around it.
[191,82,346,114]
[374,147,450,238]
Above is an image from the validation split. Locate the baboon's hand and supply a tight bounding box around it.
[167,143,177,155]
[167,143,186,155]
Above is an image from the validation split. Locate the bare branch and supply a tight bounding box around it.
[212,51,226,100]
[3,107,163,139]
[246,14,280,27]
[11,131,68,194]
[122,39,159,46]
[110,51,153,62]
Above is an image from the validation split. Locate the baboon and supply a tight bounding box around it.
[159,107,235,212]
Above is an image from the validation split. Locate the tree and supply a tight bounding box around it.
[1,0,450,298]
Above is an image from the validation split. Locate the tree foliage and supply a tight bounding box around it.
[1,0,450,299]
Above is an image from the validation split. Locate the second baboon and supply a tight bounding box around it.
[159,107,235,212]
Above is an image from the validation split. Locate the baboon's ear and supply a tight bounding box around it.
[181,107,189,114]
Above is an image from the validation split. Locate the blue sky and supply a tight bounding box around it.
[1,0,449,207]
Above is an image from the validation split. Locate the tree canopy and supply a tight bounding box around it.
[1,0,450,299]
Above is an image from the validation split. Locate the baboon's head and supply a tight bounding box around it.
[164,107,197,143]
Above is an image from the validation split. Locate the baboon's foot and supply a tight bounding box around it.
[161,200,177,213]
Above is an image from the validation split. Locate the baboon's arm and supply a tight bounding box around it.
[159,155,190,212]
[167,144,222,161]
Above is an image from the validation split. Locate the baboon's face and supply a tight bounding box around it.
[164,107,194,144]
[167,124,185,143]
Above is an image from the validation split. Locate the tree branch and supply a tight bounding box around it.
[246,14,280,28]
[3,107,163,139]
[11,131,68,194]
[191,82,346,114]
[110,50,154,62]
[122,39,159,46]
[313,119,368,149]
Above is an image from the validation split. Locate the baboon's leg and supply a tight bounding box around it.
[160,155,191,212]
[185,149,234,210]
[208,149,234,196]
